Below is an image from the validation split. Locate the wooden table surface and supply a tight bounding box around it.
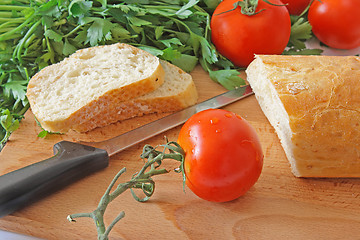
[0,66,360,240]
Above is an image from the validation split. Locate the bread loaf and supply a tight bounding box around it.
[72,60,198,132]
[246,55,360,177]
[26,43,165,133]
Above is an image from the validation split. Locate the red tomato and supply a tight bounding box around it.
[308,0,360,49]
[177,109,264,202]
[210,0,291,67]
[281,0,310,15]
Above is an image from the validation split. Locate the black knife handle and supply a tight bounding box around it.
[0,141,109,217]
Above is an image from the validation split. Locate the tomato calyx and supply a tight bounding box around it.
[216,0,261,16]
[216,0,287,16]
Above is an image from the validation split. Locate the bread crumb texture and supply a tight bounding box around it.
[72,60,198,132]
[26,43,165,132]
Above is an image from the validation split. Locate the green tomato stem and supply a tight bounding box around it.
[67,141,186,239]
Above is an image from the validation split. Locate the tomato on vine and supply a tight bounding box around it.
[308,0,360,49]
[210,0,291,67]
[178,109,264,202]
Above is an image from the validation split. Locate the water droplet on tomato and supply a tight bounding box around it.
[225,113,233,118]
[215,129,221,133]
[210,117,219,124]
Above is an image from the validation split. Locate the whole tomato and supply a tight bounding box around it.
[281,0,311,15]
[308,0,360,49]
[178,109,264,202]
[210,0,291,67]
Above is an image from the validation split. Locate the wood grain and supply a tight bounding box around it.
[1,66,360,240]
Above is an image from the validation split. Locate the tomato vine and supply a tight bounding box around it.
[68,140,186,240]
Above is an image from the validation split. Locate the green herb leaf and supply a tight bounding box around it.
[127,16,152,27]
[176,0,199,18]
[161,47,182,61]
[288,16,312,50]
[97,0,107,8]
[44,29,63,42]
[38,0,63,18]
[283,48,323,55]
[69,0,93,17]
[0,109,20,147]
[159,38,183,48]
[154,26,164,40]
[203,0,222,9]
[3,80,28,102]
[63,39,77,56]
[37,130,49,138]
[209,69,245,90]
[199,36,217,64]
[139,46,164,56]
[86,18,114,46]
[0,109,17,131]
[170,54,198,72]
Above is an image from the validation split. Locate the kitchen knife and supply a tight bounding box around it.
[0,85,253,217]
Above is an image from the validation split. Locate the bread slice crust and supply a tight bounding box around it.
[26,43,165,133]
[246,55,360,177]
[72,60,198,132]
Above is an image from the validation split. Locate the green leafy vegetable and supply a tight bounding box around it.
[283,12,323,55]
[0,109,20,149]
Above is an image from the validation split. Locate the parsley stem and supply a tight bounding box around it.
[0,12,14,18]
[0,13,36,41]
[0,17,26,23]
[0,132,10,147]
[0,27,15,33]
[24,33,37,48]
[17,102,30,116]
[143,5,181,10]
[1,0,29,4]
[63,25,82,38]
[0,33,21,41]
[168,17,193,36]
[13,19,41,63]
[0,5,30,11]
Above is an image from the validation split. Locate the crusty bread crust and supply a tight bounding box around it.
[72,61,198,132]
[26,43,165,133]
[246,55,360,177]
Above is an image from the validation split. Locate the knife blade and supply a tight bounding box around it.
[89,85,253,156]
[0,85,253,217]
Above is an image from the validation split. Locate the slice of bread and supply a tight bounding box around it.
[246,54,360,177]
[72,60,198,132]
[26,43,165,133]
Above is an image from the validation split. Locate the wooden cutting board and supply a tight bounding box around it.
[1,66,360,240]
